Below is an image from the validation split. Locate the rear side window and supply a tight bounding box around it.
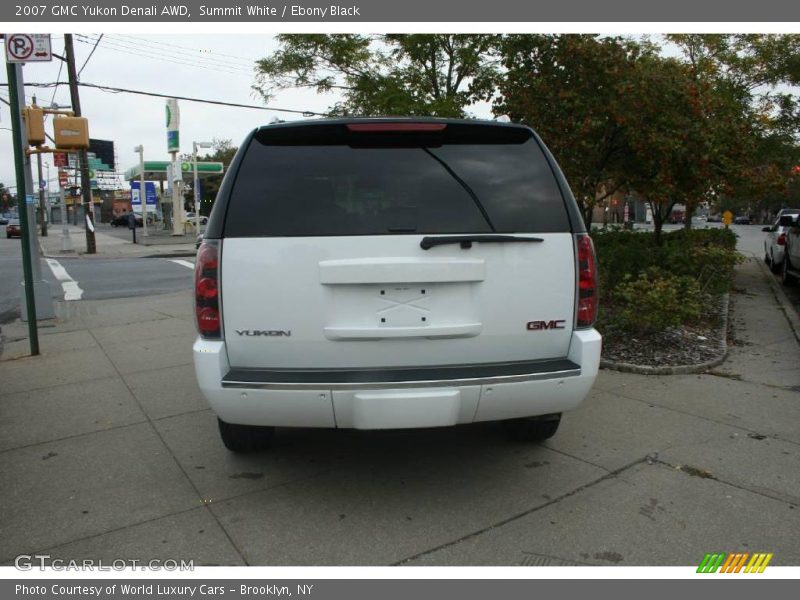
[223,125,569,237]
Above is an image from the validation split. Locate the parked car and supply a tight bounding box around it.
[733,215,751,225]
[0,216,8,225]
[5,218,21,238]
[706,214,722,223]
[782,219,800,286]
[110,213,142,227]
[763,211,800,273]
[185,212,209,225]
[193,118,601,452]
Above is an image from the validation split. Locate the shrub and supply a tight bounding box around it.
[600,269,706,335]
[592,226,738,336]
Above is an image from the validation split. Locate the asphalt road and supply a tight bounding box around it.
[0,235,194,323]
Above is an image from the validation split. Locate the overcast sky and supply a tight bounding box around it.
[4,34,490,192]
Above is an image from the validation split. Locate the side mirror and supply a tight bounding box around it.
[762,226,772,232]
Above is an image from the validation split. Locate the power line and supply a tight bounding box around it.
[80,33,254,71]
[50,43,65,106]
[76,34,256,76]
[74,36,255,78]
[108,33,259,63]
[2,81,329,117]
[77,34,103,77]
[104,33,257,69]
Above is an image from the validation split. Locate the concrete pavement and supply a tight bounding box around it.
[0,257,798,566]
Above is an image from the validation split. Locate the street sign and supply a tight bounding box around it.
[130,181,158,206]
[39,179,47,190]
[722,210,733,226]
[5,34,52,63]
[59,170,69,187]
[166,98,180,153]
[53,152,68,167]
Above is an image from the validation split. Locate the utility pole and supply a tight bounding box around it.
[6,61,39,354]
[64,34,96,254]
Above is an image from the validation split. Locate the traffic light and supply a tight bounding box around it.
[53,116,90,150]
[23,106,46,146]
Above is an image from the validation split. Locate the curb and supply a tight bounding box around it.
[600,293,729,375]
[39,243,196,260]
[756,257,800,345]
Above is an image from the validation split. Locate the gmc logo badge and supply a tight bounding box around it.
[527,320,566,331]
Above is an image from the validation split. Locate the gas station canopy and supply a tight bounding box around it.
[123,160,225,182]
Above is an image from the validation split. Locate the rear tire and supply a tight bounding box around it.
[783,256,797,286]
[217,418,275,453]
[770,251,783,274]
[502,414,561,442]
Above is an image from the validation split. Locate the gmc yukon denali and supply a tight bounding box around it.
[192,118,602,452]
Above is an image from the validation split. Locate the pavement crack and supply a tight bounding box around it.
[0,506,205,566]
[392,456,647,566]
[651,458,800,507]
[83,327,252,567]
[609,388,800,449]
[540,445,611,473]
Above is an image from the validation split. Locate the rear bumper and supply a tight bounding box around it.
[193,329,601,429]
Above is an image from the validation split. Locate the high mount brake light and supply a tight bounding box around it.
[575,234,598,328]
[346,123,447,133]
[195,240,221,339]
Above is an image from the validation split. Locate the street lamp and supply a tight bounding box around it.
[192,141,212,234]
[133,145,147,237]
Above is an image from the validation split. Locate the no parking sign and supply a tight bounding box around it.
[5,34,52,63]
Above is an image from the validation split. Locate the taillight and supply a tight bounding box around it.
[778,233,786,246]
[195,240,221,339]
[346,122,447,132]
[575,234,598,328]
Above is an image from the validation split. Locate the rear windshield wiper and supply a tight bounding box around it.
[422,148,496,232]
[420,235,544,250]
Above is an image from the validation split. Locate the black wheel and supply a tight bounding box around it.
[770,251,783,274]
[217,418,275,453]
[782,256,797,286]
[502,414,561,442]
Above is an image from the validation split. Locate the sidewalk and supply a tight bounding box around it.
[38,223,197,258]
[0,258,798,566]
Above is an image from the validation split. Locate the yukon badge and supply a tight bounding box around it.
[527,320,566,331]
[236,329,292,337]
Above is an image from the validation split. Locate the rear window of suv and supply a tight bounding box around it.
[223,122,570,237]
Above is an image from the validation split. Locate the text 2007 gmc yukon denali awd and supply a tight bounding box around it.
[192,118,601,452]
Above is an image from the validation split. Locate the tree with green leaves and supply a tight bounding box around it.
[0,182,12,214]
[667,34,800,223]
[199,138,238,216]
[254,34,500,117]
[495,34,656,226]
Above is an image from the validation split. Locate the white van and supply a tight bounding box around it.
[193,119,601,452]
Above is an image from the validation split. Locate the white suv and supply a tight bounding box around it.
[193,119,601,452]
[763,209,799,273]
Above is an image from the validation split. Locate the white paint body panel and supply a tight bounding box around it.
[220,234,576,370]
[193,329,601,429]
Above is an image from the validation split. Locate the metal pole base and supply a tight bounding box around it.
[20,280,56,321]
[61,228,74,253]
